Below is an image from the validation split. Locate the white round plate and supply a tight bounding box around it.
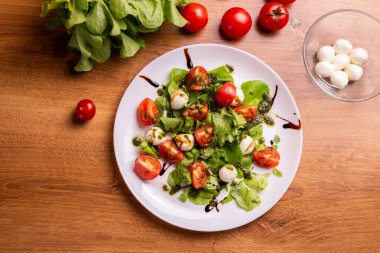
[114,44,303,232]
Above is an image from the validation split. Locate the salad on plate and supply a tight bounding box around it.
[132,63,282,212]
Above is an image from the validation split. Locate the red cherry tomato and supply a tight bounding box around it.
[259,2,289,31]
[232,105,258,121]
[185,66,209,91]
[133,155,162,180]
[278,0,296,4]
[189,162,208,189]
[76,99,96,121]
[182,104,209,121]
[158,140,184,164]
[253,147,280,168]
[136,98,159,126]
[194,125,213,148]
[181,3,208,32]
[221,7,252,39]
[215,82,236,107]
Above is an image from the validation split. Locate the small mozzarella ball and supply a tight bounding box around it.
[231,88,244,106]
[315,62,335,77]
[239,135,255,155]
[146,127,170,146]
[174,134,194,151]
[170,90,188,110]
[317,46,335,63]
[350,48,368,66]
[345,64,363,81]
[333,54,350,70]
[219,165,237,183]
[333,39,353,54]
[330,70,349,89]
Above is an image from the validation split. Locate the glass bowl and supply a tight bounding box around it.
[303,9,380,102]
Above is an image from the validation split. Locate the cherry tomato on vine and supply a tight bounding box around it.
[76,99,96,121]
[181,3,208,33]
[259,2,289,31]
[215,82,236,107]
[221,7,252,39]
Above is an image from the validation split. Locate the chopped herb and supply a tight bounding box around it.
[274,135,281,144]
[179,193,188,203]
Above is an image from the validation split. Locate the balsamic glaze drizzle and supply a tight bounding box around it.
[159,163,172,176]
[139,75,159,88]
[184,48,193,69]
[272,85,279,104]
[205,197,227,213]
[276,114,302,130]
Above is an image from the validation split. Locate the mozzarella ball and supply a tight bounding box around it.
[333,54,350,70]
[333,39,353,54]
[239,135,255,155]
[174,134,194,151]
[330,70,349,89]
[170,90,188,110]
[317,46,335,63]
[350,48,368,66]
[345,64,363,81]
[219,165,237,183]
[315,62,335,77]
[146,127,170,146]
[231,88,245,106]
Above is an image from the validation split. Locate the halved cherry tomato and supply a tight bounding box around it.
[137,98,159,126]
[215,82,236,107]
[133,154,162,180]
[194,125,213,148]
[253,147,280,168]
[189,162,208,189]
[232,105,258,121]
[182,104,209,121]
[259,2,289,31]
[158,140,184,164]
[185,66,209,91]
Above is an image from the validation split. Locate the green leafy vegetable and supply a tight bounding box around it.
[273,168,282,177]
[166,68,188,95]
[208,65,234,83]
[186,188,216,205]
[41,0,191,71]
[241,80,270,107]
[179,192,188,203]
[274,135,281,144]
[167,164,191,187]
[248,125,263,140]
[160,117,184,133]
[244,173,269,192]
[231,181,261,211]
[223,142,243,165]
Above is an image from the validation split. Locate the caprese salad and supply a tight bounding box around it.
[132,65,282,211]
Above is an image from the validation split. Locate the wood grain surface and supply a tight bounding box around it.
[1,1,379,252]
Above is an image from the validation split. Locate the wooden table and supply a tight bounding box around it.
[1,1,379,252]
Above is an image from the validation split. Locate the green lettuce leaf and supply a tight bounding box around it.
[160,117,184,133]
[244,173,269,192]
[241,80,270,107]
[186,188,216,205]
[163,0,188,27]
[109,0,137,19]
[128,0,164,28]
[208,65,234,83]
[248,125,263,140]
[167,68,188,95]
[231,182,261,211]
[223,142,242,165]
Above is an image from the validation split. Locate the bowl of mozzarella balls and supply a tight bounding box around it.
[303,9,380,102]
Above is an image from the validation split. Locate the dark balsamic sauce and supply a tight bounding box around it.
[139,75,159,88]
[276,114,302,130]
[270,140,274,145]
[159,163,172,176]
[272,85,279,104]
[205,197,227,213]
[184,48,193,69]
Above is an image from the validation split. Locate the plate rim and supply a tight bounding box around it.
[113,43,303,232]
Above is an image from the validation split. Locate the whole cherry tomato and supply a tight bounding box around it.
[181,3,208,32]
[278,0,296,4]
[76,99,96,121]
[221,7,252,39]
[215,82,236,107]
[259,2,289,31]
